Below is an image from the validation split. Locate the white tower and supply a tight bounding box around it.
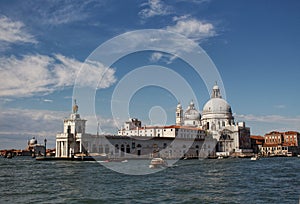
[176,102,183,126]
[56,100,87,158]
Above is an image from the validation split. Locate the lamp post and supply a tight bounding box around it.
[44,138,47,157]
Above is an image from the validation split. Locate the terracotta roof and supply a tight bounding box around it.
[284,131,299,135]
[250,135,264,140]
[267,131,282,134]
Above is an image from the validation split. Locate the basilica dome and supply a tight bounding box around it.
[201,83,234,123]
[202,98,232,115]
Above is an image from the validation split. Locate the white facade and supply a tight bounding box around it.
[200,84,251,154]
[56,101,86,158]
[118,119,206,140]
[55,83,252,158]
[201,84,234,133]
[117,84,251,155]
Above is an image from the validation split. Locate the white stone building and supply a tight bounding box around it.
[174,83,251,155]
[56,101,86,158]
[55,84,251,158]
[201,84,251,155]
[56,101,217,159]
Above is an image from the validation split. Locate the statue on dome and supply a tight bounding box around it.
[73,99,78,114]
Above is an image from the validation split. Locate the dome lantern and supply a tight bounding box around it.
[211,82,222,99]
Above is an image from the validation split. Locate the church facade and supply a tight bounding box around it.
[175,84,252,155]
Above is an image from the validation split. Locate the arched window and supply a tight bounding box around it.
[115,144,119,153]
[126,144,130,153]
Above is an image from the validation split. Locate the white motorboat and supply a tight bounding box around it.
[250,155,260,161]
[149,158,168,169]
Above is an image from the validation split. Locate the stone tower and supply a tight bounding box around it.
[56,99,87,158]
[176,102,183,126]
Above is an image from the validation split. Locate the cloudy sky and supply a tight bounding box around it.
[0,0,300,149]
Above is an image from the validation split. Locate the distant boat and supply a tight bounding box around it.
[297,155,300,158]
[6,152,13,159]
[250,155,260,161]
[286,152,293,157]
[149,158,168,169]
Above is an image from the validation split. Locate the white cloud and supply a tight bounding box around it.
[0,108,118,149]
[149,52,178,64]
[166,18,216,41]
[236,114,300,124]
[235,114,300,134]
[172,15,190,22]
[0,54,116,97]
[30,1,102,25]
[0,16,37,44]
[43,99,53,103]
[273,104,286,109]
[0,109,66,149]
[139,0,171,18]
[150,52,163,62]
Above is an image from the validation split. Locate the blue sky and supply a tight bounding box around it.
[0,0,300,149]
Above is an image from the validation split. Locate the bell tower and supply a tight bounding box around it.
[176,102,183,126]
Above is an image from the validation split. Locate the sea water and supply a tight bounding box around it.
[0,157,299,203]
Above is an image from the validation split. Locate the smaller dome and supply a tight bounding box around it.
[185,109,201,120]
[29,137,37,145]
[184,100,201,120]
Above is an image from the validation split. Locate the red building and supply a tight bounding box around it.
[250,135,265,154]
[261,131,300,156]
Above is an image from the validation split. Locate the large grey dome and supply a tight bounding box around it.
[202,98,232,115]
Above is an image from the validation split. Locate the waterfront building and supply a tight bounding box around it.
[27,137,46,157]
[56,101,217,159]
[55,84,252,159]
[200,84,252,156]
[175,84,252,156]
[118,84,252,156]
[55,101,86,157]
[250,135,265,154]
[118,118,206,139]
[261,131,300,156]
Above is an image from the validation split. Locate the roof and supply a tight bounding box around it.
[250,135,264,140]
[265,131,282,136]
[284,131,299,135]
[121,125,203,131]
